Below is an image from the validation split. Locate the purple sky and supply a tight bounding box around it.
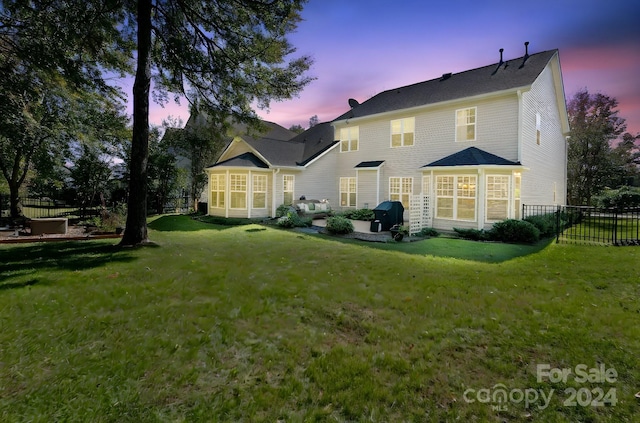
[143,0,640,136]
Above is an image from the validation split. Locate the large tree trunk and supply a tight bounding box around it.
[8,181,21,219]
[120,0,152,246]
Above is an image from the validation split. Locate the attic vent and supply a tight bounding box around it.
[348,98,359,108]
[440,73,452,81]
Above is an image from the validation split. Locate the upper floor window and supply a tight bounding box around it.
[456,107,476,142]
[391,117,415,147]
[340,126,359,152]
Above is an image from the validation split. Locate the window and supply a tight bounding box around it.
[252,174,267,209]
[436,176,454,219]
[536,113,541,145]
[486,175,510,221]
[391,117,415,147]
[389,177,412,208]
[340,126,359,152]
[340,177,357,207]
[210,174,225,208]
[230,174,247,209]
[436,175,476,220]
[283,175,294,205]
[422,175,431,196]
[456,176,476,220]
[456,107,476,142]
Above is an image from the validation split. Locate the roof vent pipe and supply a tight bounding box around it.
[492,48,505,75]
[520,41,530,68]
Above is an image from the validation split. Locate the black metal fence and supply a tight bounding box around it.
[523,204,640,246]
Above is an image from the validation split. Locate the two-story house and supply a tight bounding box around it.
[205,46,569,232]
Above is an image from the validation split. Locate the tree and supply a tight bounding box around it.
[566,89,627,205]
[2,0,313,245]
[288,124,305,134]
[119,0,312,246]
[162,113,225,212]
[309,114,319,128]
[147,126,184,214]
[68,144,113,218]
[610,132,640,187]
[0,1,130,219]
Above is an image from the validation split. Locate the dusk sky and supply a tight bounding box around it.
[142,0,640,136]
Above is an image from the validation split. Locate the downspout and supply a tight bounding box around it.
[248,170,252,219]
[517,90,523,163]
[272,168,280,217]
[225,169,230,218]
[376,166,381,206]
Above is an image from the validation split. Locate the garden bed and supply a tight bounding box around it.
[0,225,122,244]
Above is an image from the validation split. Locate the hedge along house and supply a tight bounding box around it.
[205,44,570,232]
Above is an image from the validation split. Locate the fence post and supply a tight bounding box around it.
[555,205,561,244]
[613,210,618,245]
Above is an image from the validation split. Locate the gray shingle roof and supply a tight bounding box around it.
[355,160,385,168]
[209,152,269,168]
[334,49,558,122]
[423,147,520,167]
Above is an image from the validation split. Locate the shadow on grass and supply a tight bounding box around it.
[0,241,136,286]
[148,215,239,232]
[312,233,555,263]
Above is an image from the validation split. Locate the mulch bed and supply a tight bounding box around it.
[0,225,122,244]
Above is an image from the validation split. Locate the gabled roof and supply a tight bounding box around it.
[334,49,559,122]
[423,147,520,167]
[209,152,269,169]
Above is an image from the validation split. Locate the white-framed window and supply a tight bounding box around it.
[230,174,247,209]
[486,175,510,221]
[456,107,476,142]
[436,175,477,220]
[252,174,267,209]
[391,117,415,148]
[283,175,294,205]
[340,177,357,207]
[389,177,412,209]
[210,174,225,208]
[340,126,359,152]
[422,175,431,196]
[436,176,454,219]
[536,112,541,145]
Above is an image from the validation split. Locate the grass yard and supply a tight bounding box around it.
[0,215,638,422]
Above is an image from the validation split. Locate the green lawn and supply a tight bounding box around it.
[1,215,638,422]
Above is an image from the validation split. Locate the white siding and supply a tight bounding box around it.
[520,59,567,205]
[297,148,340,206]
[356,170,378,209]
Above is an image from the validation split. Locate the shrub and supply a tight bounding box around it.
[416,227,439,237]
[594,186,640,210]
[276,204,291,218]
[277,212,311,228]
[524,213,557,238]
[454,227,491,241]
[325,216,354,234]
[491,219,540,244]
[342,208,375,221]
